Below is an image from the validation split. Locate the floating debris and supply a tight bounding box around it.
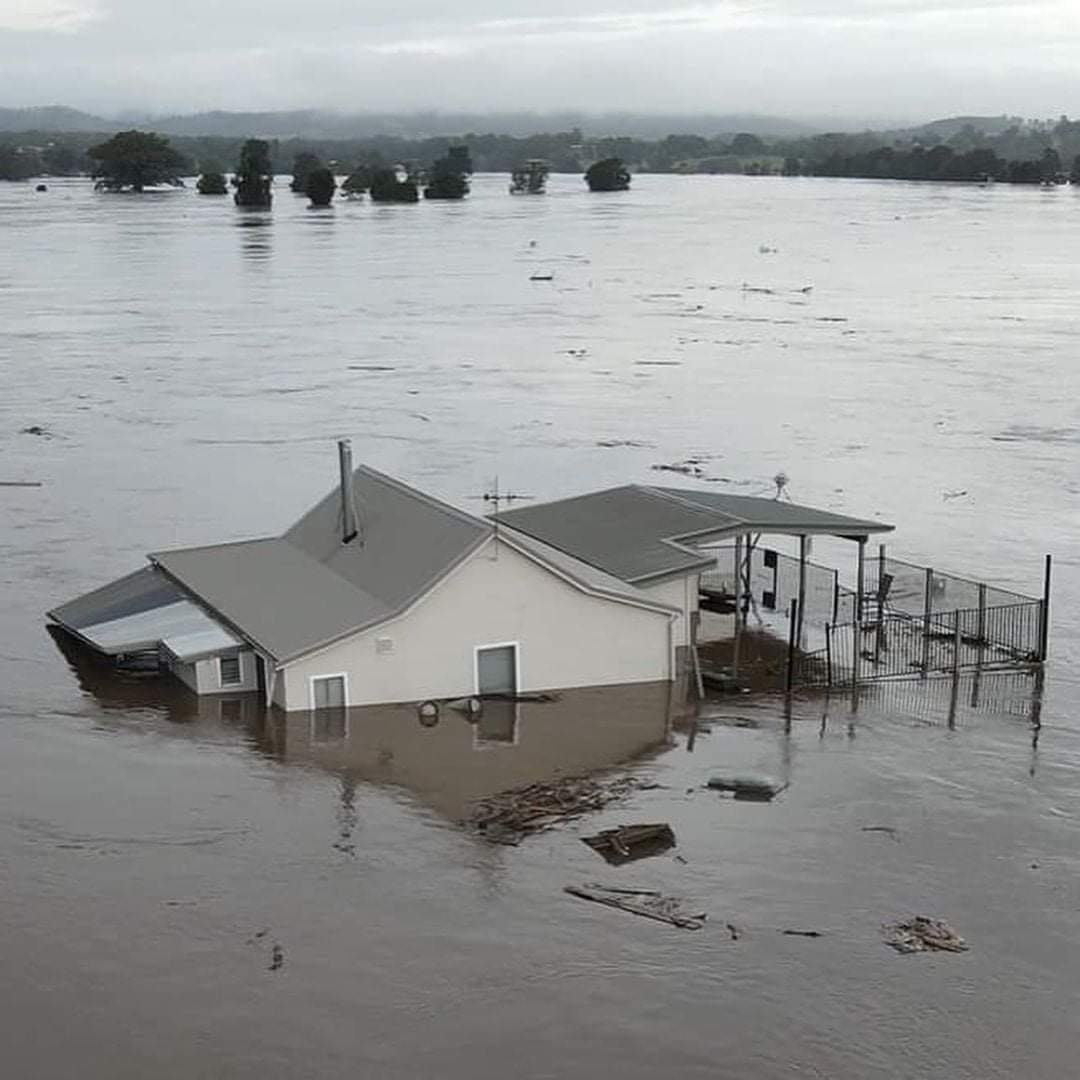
[347,364,397,372]
[651,461,704,477]
[581,823,676,865]
[467,773,654,844]
[595,439,650,449]
[268,943,285,971]
[19,425,50,437]
[782,929,824,938]
[707,775,787,801]
[883,916,968,955]
[942,490,969,500]
[564,883,706,930]
[530,271,554,281]
[861,825,900,841]
[0,481,43,488]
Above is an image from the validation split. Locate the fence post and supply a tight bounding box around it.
[976,584,986,669]
[921,567,933,678]
[832,571,839,625]
[952,612,962,676]
[785,598,798,693]
[852,615,861,688]
[1039,554,1052,662]
[825,622,833,687]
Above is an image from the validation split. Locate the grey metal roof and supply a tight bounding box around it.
[152,538,392,662]
[651,488,892,537]
[47,565,240,660]
[150,465,492,662]
[496,484,892,584]
[48,565,183,631]
[497,527,679,614]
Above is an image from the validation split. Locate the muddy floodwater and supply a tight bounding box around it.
[2,174,1080,1078]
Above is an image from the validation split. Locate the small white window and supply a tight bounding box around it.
[219,655,242,686]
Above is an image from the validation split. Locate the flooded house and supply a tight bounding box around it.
[48,442,896,712]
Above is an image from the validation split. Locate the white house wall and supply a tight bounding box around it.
[278,541,673,710]
[638,574,700,648]
[168,650,258,696]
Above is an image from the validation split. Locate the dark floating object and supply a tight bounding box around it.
[581,823,676,865]
[782,929,824,938]
[564,883,705,930]
[706,775,787,801]
[861,825,900,841]
[530,271,554,281]
[36,183,47,192]
[0,480,43,488]
[268,943,285,971]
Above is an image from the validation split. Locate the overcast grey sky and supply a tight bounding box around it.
[1,0,1078,120]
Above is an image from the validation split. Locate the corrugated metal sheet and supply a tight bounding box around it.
[47,565,183,631]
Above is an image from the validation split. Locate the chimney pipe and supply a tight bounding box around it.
[338,439,358,544]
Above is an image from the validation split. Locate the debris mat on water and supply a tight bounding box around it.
[581,823,676,864]
[707,775,788,801]
[564,883,706,930]
[466,774,657,845]
[883,917,968,954]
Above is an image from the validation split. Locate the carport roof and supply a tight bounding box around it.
[495,484,892,584]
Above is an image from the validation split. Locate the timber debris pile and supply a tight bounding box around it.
[883,916,969,954]
[466,774,656,845]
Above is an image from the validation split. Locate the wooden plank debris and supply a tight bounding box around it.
[581,823,676,864]
[564,883,706,930]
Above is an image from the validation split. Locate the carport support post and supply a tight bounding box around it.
[797,534,808,651]
[856,537,866,623]
[732,536,743,679]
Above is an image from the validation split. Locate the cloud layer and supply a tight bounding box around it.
[1,0,1078,119]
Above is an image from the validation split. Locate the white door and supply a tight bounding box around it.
[476,645,517,696]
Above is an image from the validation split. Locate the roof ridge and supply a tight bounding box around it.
[149,536,280,559]
[350,463,491,533]
[639,484,752,521]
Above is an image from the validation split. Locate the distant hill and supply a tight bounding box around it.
[0,106,114,133]
[0,106,819,140]
[910,115,1026,139]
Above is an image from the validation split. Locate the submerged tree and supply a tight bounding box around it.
[88,130,186,192]
[1071,154,1080,185]
[289,151,322,194]
[233,139,273,207]
[424,154,470,200]
[509,159,549,194]
[196,159,228,195]
[341,164,372,197]
[305,166,336,206]
[585,157,631,192]
[369,167,419,203]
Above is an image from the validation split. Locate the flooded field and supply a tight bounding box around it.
[2,173,1079,1077]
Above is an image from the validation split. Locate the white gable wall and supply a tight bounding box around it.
[638,573,700,648]
[278,540,673,710]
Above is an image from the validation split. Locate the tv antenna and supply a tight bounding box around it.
[471,477,534,558]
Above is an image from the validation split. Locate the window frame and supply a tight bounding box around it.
[218,654,243,687]
[473,641,521,697]
[309,672,349,712]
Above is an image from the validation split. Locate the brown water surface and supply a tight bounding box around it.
[2,174,1079,1077]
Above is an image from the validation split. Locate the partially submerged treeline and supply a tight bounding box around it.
[7,114,1080,184]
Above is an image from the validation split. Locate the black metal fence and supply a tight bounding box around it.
[794,600,1045,687]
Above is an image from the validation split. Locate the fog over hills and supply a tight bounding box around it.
[0,106,1031,141]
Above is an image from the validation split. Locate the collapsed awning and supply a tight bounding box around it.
[48,565,240,662]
